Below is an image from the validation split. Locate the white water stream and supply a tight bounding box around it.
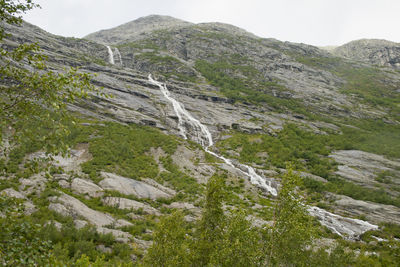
[308,206,378,239]
[148,74,379,238]
[106,45,115,65]
[149,74,277,195]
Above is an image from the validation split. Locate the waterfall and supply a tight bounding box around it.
[148,74,379,238]
[148,74,277,196]
[114,48,123,66]
[106,45,115,65]
[307,206,378,239]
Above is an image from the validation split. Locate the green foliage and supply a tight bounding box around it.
[195,59,316,116]
[0,195,54,266]
[0,0,38,38]
[218,124,337,177]
[264,167,316,266]
[338,119,400,158]
[136,52,197,82]
[295,55,400,119]
[158,155,202,195]
[74,122,178,181]
[142,211,190,267]
[142,174,265,267]
[303,177,400,207]
[0,0,99,156]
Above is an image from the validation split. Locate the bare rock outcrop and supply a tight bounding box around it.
[102,197,161,215]
[71,178,104,198]
[99,172,173,200]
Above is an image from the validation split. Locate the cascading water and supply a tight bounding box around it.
[114,48,123,66]
[307,206,378,239]
[148,74,379,238]
[148,74,277,196]
[106,45,115,65]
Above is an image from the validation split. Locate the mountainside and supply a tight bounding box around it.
[85,15,193,44]
[2,15,400,264]
[333,39,400,69]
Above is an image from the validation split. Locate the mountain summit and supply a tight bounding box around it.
[333,39,400,68]
[85,15,193,44]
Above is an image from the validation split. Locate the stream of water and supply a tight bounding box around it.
[149,74,277,195]
[148,74,379,238]
[106,45,115,65]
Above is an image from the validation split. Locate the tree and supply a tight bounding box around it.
[142,211,190,267]
[190,174,226,266]
[0,194,54,266]
[0,0,97,155]
[264,167,317,266]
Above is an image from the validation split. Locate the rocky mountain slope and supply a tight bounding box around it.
[1,15,400,262]
[333,39,400,69]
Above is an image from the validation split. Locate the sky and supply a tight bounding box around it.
[22,0,400,47]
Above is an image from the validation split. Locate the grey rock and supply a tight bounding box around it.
[45,220,63,230]
[50,192,115,227]
[85,15,193,44]
[330,150,400,193]
[333,39,400,69]
[71,178,104,198]
[103,197,161,215]
[99,172,172,200]
[1,188,25,199]
[49,203,70,217]
[332,194,400,225]
[167,202,201,215]
[19,174,46,195]
[74,219,88,229]
[96,244,112,253]
[97,227,132,243]
[58,180,70,189]
[133,237,153,249]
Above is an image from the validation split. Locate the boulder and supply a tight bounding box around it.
[1,188,25,199]
[50,192,115,227]
[99,172,172,200]
[71,178,104,198]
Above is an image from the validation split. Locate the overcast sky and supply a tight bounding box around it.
[22,0,400,46]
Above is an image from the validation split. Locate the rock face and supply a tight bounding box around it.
[330,150,400,194]
[308,206,378,240]
[71,178,104,198]
[102,197,161,215]
[99,172,173,200]
[333,39,400,69]
[49,192,116,227]
[332,194,400,225]
[85,15,193,44]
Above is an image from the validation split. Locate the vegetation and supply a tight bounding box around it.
[217,124,338,178]
[67,122,178,181]
[1,1,400,266]
[0,0,99,155]
[295,55,400,120]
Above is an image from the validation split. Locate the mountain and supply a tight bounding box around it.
[332,39,400,69]
[85,15,193,44]
[2,15,400,264]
